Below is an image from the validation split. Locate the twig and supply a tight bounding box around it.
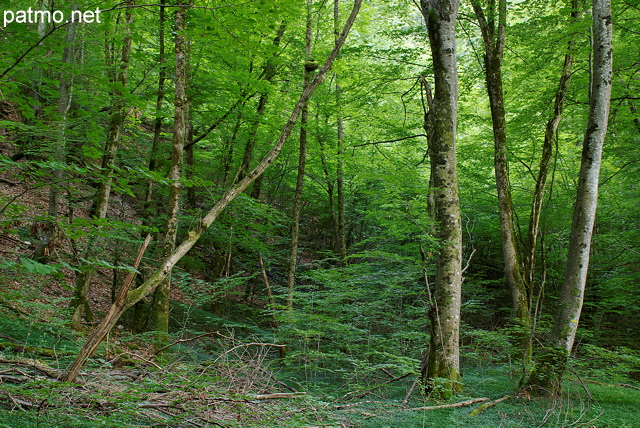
[469,395,510,417]
[341,373,411,400]
[213,342,285,363]
[409,397,489,411]
[0,177,19,186]
[353,134,428,148]
[569,368,593,400]
[154,331,222,355]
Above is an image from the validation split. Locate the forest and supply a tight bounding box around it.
[0,0,639,426]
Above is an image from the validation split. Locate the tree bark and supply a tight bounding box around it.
[528,0,612,395]
[63,0,363,382]
[154,1,188,351]
[286,0,313,310]
[471,0,529,358]
[420,0,463,398]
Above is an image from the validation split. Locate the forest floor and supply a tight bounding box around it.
[0,289,639,427]
[1,166,640,426]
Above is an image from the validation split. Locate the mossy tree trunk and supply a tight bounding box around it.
[154,1,189,351]
[420,0,463,398]
[471,0,530,366]
[528,0,612,395]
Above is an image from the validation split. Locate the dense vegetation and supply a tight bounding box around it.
[0,0,639,426]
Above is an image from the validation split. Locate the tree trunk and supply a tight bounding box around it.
[237,22,287,183]
[335,0,347,262]
[34,15,76,262]
[286,0,313,310]
[528,0,612,395]
[154,1,189,351]
[143,0,167,214]
[420,0,463,398]
[63,0,363,382]
[472,0,531,365]
[69,2,134,330]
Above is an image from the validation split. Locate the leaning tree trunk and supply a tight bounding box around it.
[420,0,463,398]
[62,0,363,383]
[527,0,612,396]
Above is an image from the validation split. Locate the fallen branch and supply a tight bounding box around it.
[569,377,640,391]
[469,395,510,417]
[0,357,65,380]
[409,397,489,411]
[253,392,306,400]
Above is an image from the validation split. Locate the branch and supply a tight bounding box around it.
[353,134,427,148]
[153,331,223,355]
[184,99,243,149]
[469,395,510,416]
[409,397,489,411]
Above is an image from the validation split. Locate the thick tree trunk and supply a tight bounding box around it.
[154,2,188,351]
[420,0,463,398]
[63,0,363,382]
[286,0,313,310]
[528,0,612,395]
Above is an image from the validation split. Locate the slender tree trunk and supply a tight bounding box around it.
[286,0,313,310]
[523,4,580,372]
[185,108,196,210]
[34,15,76,262]
[318,112,338,248]
[335,0,347,262]
[154,1,189,351]
[472,0,531,365]
[237,22,287,183]
[69,2,134,330]
[527,0,612,395]
[63,0,363,382]
[144,0,167,213]
[420,0,463,398]
[222,111,243,186]
[93,1,134,219]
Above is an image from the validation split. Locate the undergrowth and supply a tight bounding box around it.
[0,277,639,427]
